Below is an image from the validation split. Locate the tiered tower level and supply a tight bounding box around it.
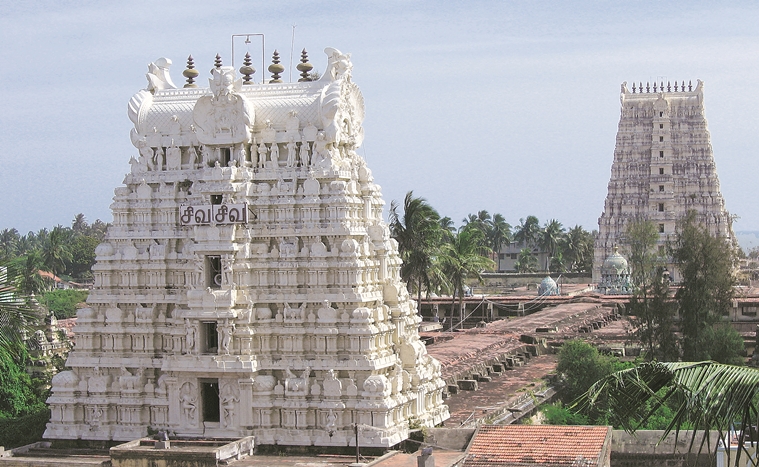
[594,80,733,282]
[45,48,449,446]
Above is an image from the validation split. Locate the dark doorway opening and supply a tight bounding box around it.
[201,380,220,423]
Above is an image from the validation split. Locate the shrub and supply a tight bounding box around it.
[40,289,88,319]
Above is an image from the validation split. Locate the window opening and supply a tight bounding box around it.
[220,148,230,166]
[659,168,665,175]
[659,151,664,158]
[659,224,665,233]
[658,203,664,212]
[203,321,218,354]
[659,136,664,142]
[206,256,222,288]
[200,380,220,423]
[659,112,663,117]
[659,123,664,129]
[211,195,223,205]
[659,185,664,192]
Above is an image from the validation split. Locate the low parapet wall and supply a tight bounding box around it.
[611,430,716,467]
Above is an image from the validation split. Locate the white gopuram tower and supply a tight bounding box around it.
[594,80,733,283]
[45,48,449,446]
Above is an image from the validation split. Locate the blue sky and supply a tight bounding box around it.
[1,1,757,234]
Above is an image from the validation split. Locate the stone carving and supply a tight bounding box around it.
[145,57,177,92]
[184,318,196,354]
[219,318,235,355]
[284,367,310,395]
[192,66,253,145]
[180,383,197,424]
[299,137,310,167]
[220,384,239,427]
[317,300,337,323]
[257,142,268,169]
[322,369,342,397]
[286,138,297,167]
[252,375,277,392]
[269,142,279,166]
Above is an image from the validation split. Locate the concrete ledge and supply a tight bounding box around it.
[457,380,478,391]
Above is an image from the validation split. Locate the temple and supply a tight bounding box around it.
[594,80,734,283]
[44,47,449,447]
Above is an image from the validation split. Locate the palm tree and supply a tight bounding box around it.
[514,216,541,248]
[41,226,72,278]
[539,219,565,271]
[0,228,19,260]
[576,361,759,466]
[438,216,456,243]
[389,191,443,304]
[11,252,47,295]
[440,228,494,330]
[72,213,88,233]
[0,265,36,359]
[563,225,590,272]
[488,213,511,267]
[514,248,538,273]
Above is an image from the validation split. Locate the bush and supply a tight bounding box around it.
[541,402,589,425]
[40,289,88,319]
[0,407,50,449]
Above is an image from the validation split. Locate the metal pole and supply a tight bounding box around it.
[354,423,359,463]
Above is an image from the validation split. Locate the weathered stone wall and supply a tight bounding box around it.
[611,430,716,467]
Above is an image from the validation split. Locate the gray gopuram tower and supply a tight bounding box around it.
[594,80,733,283]
[44,48,448,447]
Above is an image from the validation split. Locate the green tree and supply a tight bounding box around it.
[440,228,493,330]
[514,248,538,273]
[539,219,565,271]
[672,211,736,361]
[514,216,541,248]
[625,220,678,361]
[576,361,759,466]
[556,340,614,405]
[0,229,19,261]
[389,192,443,304]
[41,226,72,279]
[704,324,745,366]
[488,213,511,266]
[11,252,48,296]
[0,266,36,359]
[561,225,593,273]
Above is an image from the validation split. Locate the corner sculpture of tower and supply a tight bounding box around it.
[593,80,733,283]
[45,47,449,446]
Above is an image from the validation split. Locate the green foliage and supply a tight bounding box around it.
[0,407,50,449]
[541,401,589,425]
[672,211,736,361]
[576,361,759,465]
[514,248,538,273]
[704,324,745,365]
[40,289,88,319]
[0,348,45,419]
[556,340,614,405]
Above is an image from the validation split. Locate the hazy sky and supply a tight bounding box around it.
[1,1,758,235]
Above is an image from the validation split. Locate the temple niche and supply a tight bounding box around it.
[594,80,734,283]
[45,47,449,447]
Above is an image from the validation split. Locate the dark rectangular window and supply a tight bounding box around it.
[206,256,221,288]
[659,151,664,158]
[659,168,665,175]
[659,123,664,129]
[659,136,664,142]
[658,203,664,212]
[203,322,218,354]
[659,224,665,233]
[659,185,665,192]
[211,195,223,205]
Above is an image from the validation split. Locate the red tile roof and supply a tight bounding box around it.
[463,425,612,467]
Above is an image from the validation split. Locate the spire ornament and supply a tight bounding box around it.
[268,50,284,83]
[239,52,255,85]
[214,54,223,69]
[183,55,199,88]
[296,49,313,82]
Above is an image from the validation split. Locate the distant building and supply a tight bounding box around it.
[496,241,548,272]
[594,80,734,283]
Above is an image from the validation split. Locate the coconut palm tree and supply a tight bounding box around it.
[0,228,19,260]
[41,226,72,278]
[576,361,759,467]
[488,213,511,266]
[440,228,494,331]
[539,219,565,271]
[514,248,538,273]
[0,265,35,359]
[514,216,541,248]
[562,225,591,272]
[389,191,443,304]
